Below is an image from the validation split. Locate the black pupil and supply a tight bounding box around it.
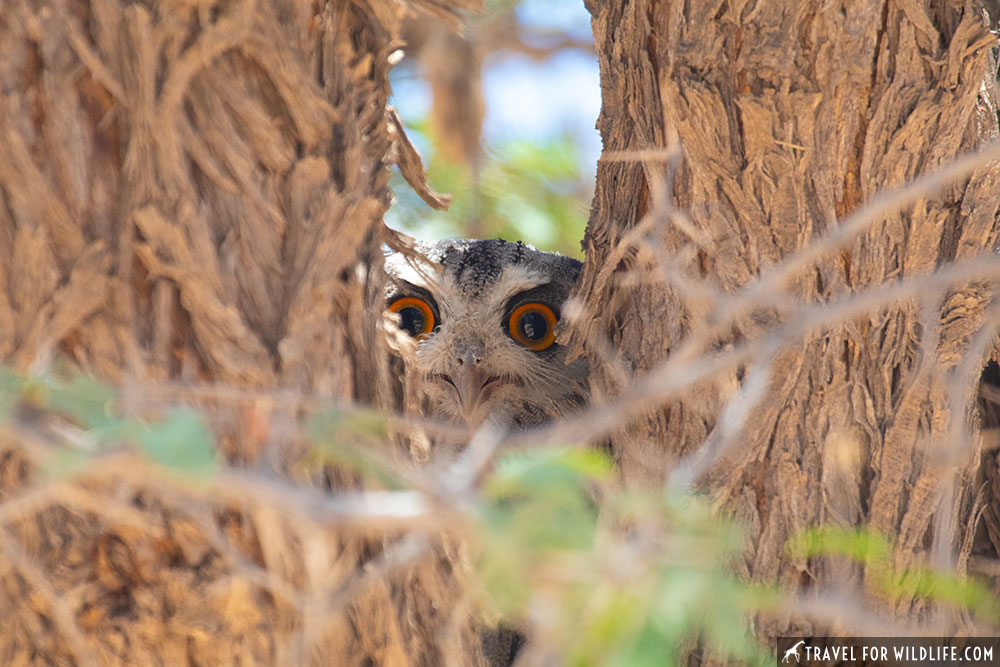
[519,311,548,342]
[399,307,425,336]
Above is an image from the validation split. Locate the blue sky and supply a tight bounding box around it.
[482,49,601,172]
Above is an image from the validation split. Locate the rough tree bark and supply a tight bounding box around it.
[0,0,482,664]
[576,0,1000,639]
[5,0,1000,663]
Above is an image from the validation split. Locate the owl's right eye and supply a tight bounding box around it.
[388,297,436,339]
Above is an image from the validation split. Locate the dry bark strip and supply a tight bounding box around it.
[578,0,1000,639]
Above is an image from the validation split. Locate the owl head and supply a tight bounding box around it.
[384,238,589,431]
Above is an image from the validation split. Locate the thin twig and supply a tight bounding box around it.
[517,255,1000,449]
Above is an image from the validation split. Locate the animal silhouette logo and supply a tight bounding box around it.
[783,640,806,663]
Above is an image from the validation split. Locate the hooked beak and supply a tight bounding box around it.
[440,367,501,422]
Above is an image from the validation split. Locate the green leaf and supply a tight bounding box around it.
[47,374,118,429]
[304,408,402,488]
[39,448,94,479]
[488,447,612,498]
[887,568,1000,620]
[0,367,24,424]
[787,526,892,563]
[136,408,218,479]
[620,620,674,667]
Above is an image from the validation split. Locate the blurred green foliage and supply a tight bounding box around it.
[789,526,1000,623]
[387,120,590,258]
[0,367,770,663]
[0,368,218,480]
[476,447,772,666]
[305,406,405,489]
[8,368,1000,664]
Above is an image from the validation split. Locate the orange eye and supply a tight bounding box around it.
[508,303,557,351]
[388,297,435,339]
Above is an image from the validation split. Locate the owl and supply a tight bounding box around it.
[384,238,589,433]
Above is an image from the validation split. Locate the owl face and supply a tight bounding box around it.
[385,239,589,431]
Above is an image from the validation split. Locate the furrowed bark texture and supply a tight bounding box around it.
[0,0,484,664]
[579,0,1000,634]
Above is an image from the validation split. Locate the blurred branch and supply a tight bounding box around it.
[483,27,595,61]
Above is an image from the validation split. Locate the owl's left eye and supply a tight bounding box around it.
[388,297,435,339]
[508,303,557,351]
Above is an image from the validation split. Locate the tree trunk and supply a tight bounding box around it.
[0,0,481,664]
[6,0,1000,663]
[577,0,1000,637]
